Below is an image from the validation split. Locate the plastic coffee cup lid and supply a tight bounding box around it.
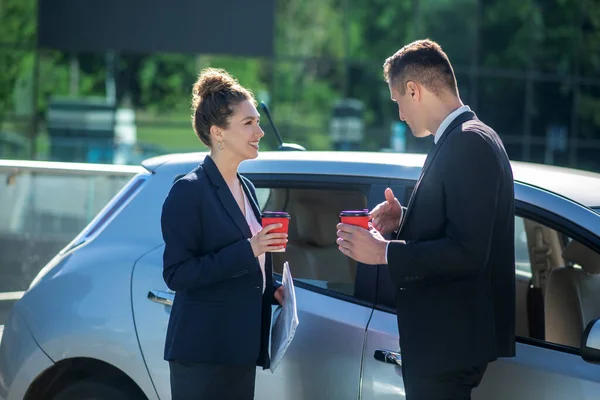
[339,209,369,217]
[262,211,291,218]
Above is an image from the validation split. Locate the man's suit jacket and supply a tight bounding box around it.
[160,155,277,369]
[387,111,516,375]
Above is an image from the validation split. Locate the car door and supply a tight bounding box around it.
[361,182,600,400]
[131,244,173,400]
[131,173,381,400]
[359,180,411,399]
[249,175,379,399]
[474,186,600,400]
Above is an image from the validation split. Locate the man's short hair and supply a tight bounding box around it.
[383,39,458,97]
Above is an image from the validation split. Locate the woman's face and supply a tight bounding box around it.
[217,99,265,161]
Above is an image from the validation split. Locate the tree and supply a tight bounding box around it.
[0,0,36,124]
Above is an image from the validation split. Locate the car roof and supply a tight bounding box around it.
[143,151,600,209]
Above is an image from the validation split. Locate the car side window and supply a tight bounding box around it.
[515,216,600,350]
[377,213,600,350]
[514,216,532,277]
[255,188,271,210]
[262,187,368,297]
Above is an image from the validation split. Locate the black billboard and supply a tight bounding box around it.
[38,0,275,57]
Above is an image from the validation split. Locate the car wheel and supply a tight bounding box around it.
[53,379,143,400]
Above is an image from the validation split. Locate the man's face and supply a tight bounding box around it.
[388,81,429,138]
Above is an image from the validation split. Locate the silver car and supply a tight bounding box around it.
[2,151,600,400]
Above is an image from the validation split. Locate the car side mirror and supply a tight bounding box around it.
[581,318,600,363]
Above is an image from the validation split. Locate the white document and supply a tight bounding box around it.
[270,261,299,373]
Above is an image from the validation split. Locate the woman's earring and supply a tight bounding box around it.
[217,141,224,151]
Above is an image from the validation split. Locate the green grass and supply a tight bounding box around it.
[136,124,203,152]
[134,110,203,152]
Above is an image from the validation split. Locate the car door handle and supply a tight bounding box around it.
[374,349,402,367]
[148,290,174,306]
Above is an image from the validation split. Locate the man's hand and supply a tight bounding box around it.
[336,223,389,265]
[274,286,284,305]
[370,188,403,236]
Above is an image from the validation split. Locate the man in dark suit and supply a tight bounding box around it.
[336,39,516,399]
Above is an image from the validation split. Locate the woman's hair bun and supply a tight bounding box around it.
[192,68,239,107]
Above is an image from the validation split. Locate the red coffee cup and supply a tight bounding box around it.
[261,211,291,252]
[340,210,370,230]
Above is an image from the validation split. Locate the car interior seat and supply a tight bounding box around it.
[544,240,600,348]
[270,188,366,294]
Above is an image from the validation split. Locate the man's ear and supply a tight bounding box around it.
[406,81,420,102]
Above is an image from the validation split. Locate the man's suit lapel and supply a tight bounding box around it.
[202,155,252,238]
[397,111,476,237]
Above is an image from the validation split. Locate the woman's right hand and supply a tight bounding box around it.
[249,223,288,257]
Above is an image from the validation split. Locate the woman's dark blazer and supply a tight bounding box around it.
[160,155,278,369]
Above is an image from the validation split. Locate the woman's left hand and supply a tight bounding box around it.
[274,286,284,305]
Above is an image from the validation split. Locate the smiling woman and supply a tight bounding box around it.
[161,68,285,400]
